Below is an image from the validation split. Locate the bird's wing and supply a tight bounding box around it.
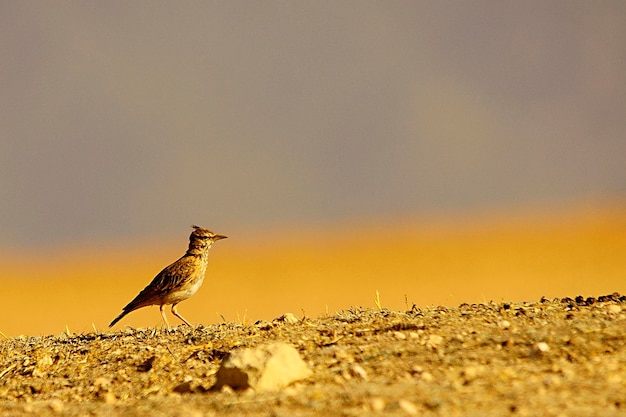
[121,255,193,311]
[148,256,195,294]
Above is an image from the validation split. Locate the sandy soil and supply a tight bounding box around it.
[1,293,625,416]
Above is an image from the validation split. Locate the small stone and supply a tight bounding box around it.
[220,385,235,394]
[393,331,406,340]
[421,371,434,382]
[94,377,112,388]
[274,313,300,323]
[333,375,345,385]
[102,392,116,404]
[400,372,413,381]
[32,354,54,377]
[213,343,312,391]
[462,366,480,381]
[426,334,443,348]
[350,364,368,380]
[536,342,550,352]
[411,365,424,374]
[48,399,64,413]
[38,354,53,367]
[498,320,511,329]
[607,305,621,314]
[371,397,386,412]
[399,399,418,415]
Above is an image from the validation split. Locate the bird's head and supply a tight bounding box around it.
[187,225,227,254]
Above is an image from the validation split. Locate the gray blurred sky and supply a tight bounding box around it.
[1,2,624,248]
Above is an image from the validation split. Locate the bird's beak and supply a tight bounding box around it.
[213,234,228,241]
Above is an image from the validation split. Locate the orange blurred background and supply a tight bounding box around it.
[2,4,625,338]
[2,201,624,337]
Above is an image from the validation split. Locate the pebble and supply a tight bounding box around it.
[421,371,434,382]
[536,342,550,352]
[427,334,444,348]
[607,305,621,314]
[462,366,480,381]
[93,377,112,388]
[398,399,418,415]
[275,313,300,324]
[393,331,406,340]
[48,399,64,413]
[350,364,368,380]
[498,320,511,329]
[371,397,386,412]
[103,392,116,404]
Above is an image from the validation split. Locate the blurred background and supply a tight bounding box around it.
[1,2,624,336]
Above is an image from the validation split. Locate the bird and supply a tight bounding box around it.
[109,225,227,329]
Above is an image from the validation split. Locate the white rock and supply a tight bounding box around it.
[102,392,116,404]
[213,343,311,391]
[393,331,406,340]
[608,305,622,314]
[426,334,444,348]
[371,397,385,412]
[498,320,511,329]
[420,371,434,382]
[350,364,368,380]
[94,377,112,388]
[536,342,550,352]
[48,399,64,413]
[274,313,300,323]
[399,399,418,415]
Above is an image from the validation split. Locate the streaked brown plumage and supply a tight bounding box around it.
[109,225,227,329]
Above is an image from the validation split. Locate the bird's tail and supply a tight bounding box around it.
[109,310,129,328]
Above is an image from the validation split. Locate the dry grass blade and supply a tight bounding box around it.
[0,364,16,380]
[374,290,383,311]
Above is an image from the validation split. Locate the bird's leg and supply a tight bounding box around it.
[159,304,171,330]
[171,303,192,327]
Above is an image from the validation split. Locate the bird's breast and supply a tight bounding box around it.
[162,274,205,304]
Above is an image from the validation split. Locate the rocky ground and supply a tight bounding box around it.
[1,293,625,416]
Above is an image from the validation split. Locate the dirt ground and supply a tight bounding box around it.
[1,293,625,416]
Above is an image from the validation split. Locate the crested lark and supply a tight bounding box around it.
[109,225,227,329]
